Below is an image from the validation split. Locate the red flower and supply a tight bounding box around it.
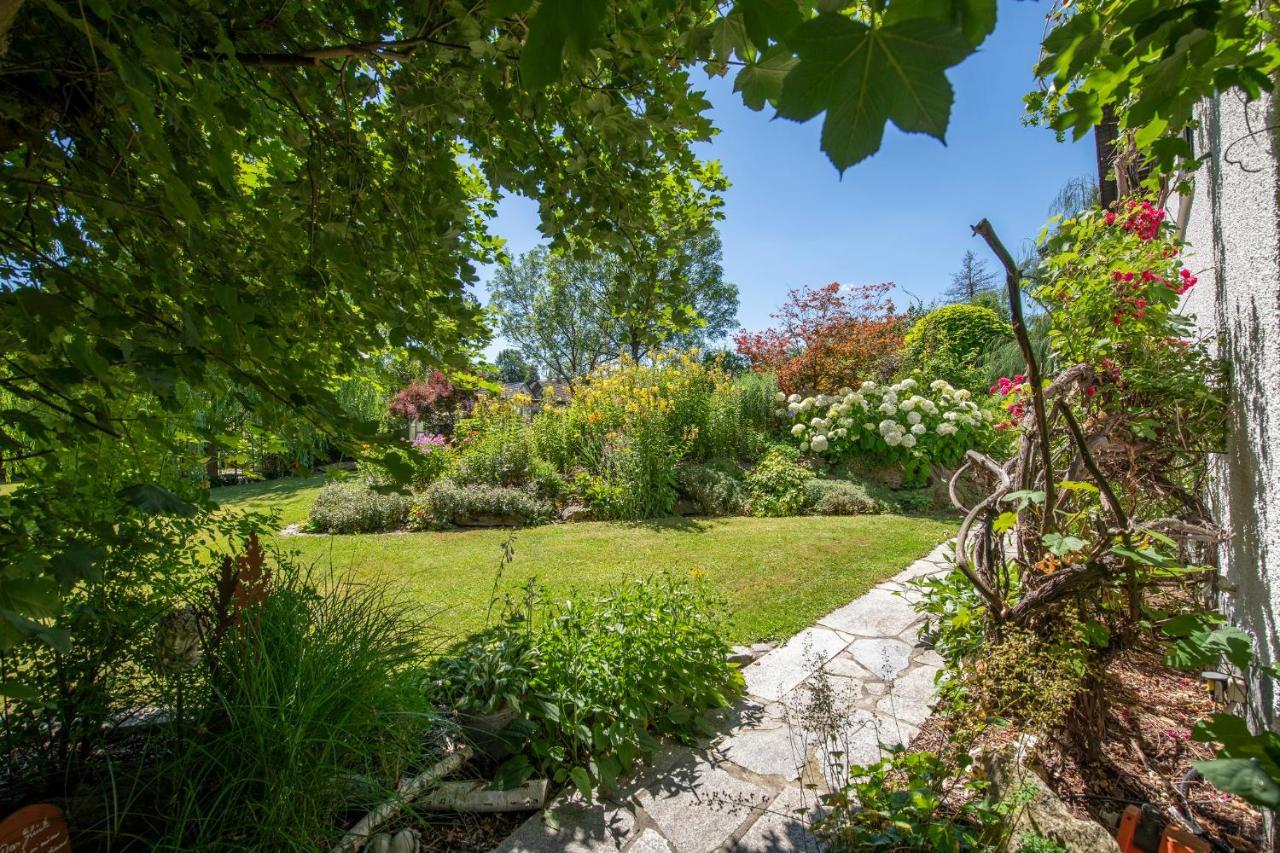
[1104,211,1117,225]
[1085,386,1097,397]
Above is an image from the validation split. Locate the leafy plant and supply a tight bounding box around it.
[408,481,553,530]
[812,747,1022,852]
[745,446,810,517]
[803,478,878,516]
[306,480,410,534]
[426,575,741,800]
[676,460,748,516]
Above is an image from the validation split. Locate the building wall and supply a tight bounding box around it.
[1180,89,1280,727]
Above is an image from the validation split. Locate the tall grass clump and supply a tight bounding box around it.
[95,555,438,851]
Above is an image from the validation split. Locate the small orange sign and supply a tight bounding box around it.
[0,804,70,853]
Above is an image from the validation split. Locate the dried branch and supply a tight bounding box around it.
[973,219,1057,536]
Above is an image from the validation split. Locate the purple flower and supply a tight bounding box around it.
[412,433,448,453]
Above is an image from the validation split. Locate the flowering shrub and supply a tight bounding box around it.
[409,432,452,484]
[307,480,410,533]
[780,378,995,486]
[454,397,538,486]
[1036,200,1224,448]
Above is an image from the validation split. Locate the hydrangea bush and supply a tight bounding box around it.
[777,378,995,485]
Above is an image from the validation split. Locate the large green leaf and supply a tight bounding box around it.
[734,46,799,110]
[1194,759,1280,810]
[519,0,607,88]
[779,13,981,171]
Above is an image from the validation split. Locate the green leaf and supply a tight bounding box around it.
[734,47,798,110]
[0,680,39,702]
[1080,620,1110,647]
[520,0,607,89]
[569,765,593,801]
[1194,759,1280,809]
[117,483,198,517]
[1042,532,1087,556]
[992,511,1018,534]
[737,0,804,47]
[777,15,972,171]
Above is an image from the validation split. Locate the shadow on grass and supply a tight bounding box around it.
[211,474,324,506]
[615,514,718,534]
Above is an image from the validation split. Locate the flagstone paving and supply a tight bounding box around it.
[492,542,953,853]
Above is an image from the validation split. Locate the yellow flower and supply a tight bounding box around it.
[690,567,705,579]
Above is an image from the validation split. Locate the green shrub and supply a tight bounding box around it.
[408,480,553,530]
[698,372,775,461]
[529,457,567,499]
[803,478,878,515]
[426,576,741,800]
[307,480,409,533]
[745,446,809,517]
[676,460,747,516]
[588,415,680,520]
[901,304,1011,392]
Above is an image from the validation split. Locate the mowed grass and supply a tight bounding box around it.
[213,477,955,644]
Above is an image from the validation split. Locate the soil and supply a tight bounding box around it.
[914,639,1265,851]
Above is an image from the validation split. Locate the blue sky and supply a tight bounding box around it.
[480,0,1096,356]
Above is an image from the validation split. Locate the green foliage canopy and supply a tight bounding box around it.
[901,303,1011,391]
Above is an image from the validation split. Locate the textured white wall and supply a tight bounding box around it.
[1180,89,1280,726]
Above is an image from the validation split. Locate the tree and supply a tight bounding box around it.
[945,250,997,303]
[734,282,903,394]
[488,248,616,384]
[489,228,739,380]
[495,349,539,385]
[900,303,1011,392]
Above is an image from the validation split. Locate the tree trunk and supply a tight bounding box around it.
[1095,106,1120,208]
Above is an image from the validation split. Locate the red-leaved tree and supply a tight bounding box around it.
[734,282,904,394]
[388,370,456,423]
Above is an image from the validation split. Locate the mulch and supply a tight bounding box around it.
[914,639,1265,851]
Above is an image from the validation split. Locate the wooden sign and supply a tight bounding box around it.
[0,804,70,853]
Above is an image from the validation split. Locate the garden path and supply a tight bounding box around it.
[492,542,953,853]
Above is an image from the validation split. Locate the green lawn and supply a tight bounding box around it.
[214,477,954,644]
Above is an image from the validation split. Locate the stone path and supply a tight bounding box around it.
[493,542,953,853]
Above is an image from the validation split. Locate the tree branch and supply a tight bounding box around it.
[972,218,1057,536]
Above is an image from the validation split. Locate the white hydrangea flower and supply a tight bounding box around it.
[960,415,977,427]
[944,411,960,421]
[776,392,787,403]
[884,432,903,447]
[955,389,972,400]
[911,423,927,435]
[860,380,877,392]
[901,433,917,448]
[810,417,826,429]
[788,393,802,404]
[815,394,830,407]
[882,391,898,404]
[850,394,866,407]
[878,402,897,415]
[774,408,786,417]
[921,401,939,415]
[839,417,852,428]
[900,377,917,389]
[864,422,875,430]
[878,419,896,434]
[799,398,814,411]
[907,411,922,425]
[937,423,958,436]
[899,398,916,411]
[791,423,806,436]
[788,403,801,416]
[929,379,948,391]
[838,386,853,396]
[800,441,809,451]
[810,434,829,452]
